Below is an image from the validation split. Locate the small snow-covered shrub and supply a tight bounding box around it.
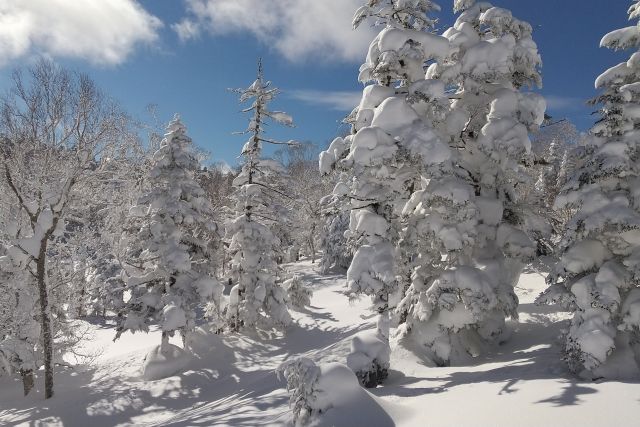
[284,275,313,310]
[277,357,321,426]
[346,331,390,388]
[277,358,362,426]
[141,342,191,381]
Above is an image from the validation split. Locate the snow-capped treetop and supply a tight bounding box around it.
[353,0,441,31]
[591,0,640,137]
[140,114,217,239]
[600,1,640,52]
[356,0,449,86]
[431,1,542,90]
[453,0,477,13]
[231,59,295,159]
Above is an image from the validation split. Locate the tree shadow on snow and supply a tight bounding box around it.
[535,381,598,406]
[0,333,292,427]
[374,312,635,407]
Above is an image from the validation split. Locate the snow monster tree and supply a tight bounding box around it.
[396,0,546,366]
[321,0,450,385]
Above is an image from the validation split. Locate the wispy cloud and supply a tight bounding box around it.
[0,0,162,67]
[173,0,375,63]
[289,89,361,111]
[544,95,586,111]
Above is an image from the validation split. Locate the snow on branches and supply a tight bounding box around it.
[225,60,295,332]
[538,1,640,379]
[117,115,222,349]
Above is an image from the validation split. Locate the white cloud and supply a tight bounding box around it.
[289,89,361,111]
[0,0,162,66]
[544,95,584,111]
[173,0,375,63]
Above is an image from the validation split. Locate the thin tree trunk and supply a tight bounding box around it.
[37,238,54,399]
[309,237,316,264]
[161,331,170,348]
[20,369,34,396]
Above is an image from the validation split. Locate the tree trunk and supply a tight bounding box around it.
[37,239,54,399]
[309,238,316,264]
[20,369,34,396]
[77,285,86,318]
[161,331,170,348]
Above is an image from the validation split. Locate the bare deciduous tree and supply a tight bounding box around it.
[0,59,134,398]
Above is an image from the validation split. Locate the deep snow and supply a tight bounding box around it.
[1,260,639,426]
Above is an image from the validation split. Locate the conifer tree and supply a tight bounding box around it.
[321,0,449,384]
[538,1,640,379]
[225,60,294,331]
[116,115,222,349]
[397,0,546,365]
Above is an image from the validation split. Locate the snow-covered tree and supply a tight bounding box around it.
[526,119,581,248]
[275,143,333,263]
[320,0,449,384]
[277,357,322,426]
[277,358,363,426]
[0,59,135,398]
[0,256,40,395]
[284,274,313,310]
[537,2,640,379]
[116,115,222,349]
[225,60,295,332]
[319,209,353,274]
[396,1,546,365]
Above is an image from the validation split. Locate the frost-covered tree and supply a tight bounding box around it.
[277,357,322,426]
[0,59,135,398]
[321,0,449,384]
[527,119,581,247]
[396,0,546,365]
[319,209,353,273]
[284,274,313,310]
[275,143,333,263]
[537,2,640,379]
[116,115,222,349]
[277,358,363,426]
[0,256,40,395]
[225,60,295,332]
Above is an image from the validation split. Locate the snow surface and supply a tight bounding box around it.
[1,260,639,426]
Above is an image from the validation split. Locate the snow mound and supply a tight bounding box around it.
[346,330,390,388]
[141,342,191,381]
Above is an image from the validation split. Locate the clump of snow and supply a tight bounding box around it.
[346,330,390,388]
[562,240,613,275]
[141,342,191,381]
[278,357,363,426]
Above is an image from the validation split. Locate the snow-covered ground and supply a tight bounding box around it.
[1,260,638,426]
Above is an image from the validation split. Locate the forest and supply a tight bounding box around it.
[1,1,639,426]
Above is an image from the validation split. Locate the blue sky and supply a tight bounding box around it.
[0,0,632,166]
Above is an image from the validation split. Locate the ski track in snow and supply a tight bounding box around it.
[1,261,639,426]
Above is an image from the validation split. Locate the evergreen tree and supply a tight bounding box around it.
[321,0,449,384]
[225,60,294,332]
[397,0,546,365]
[319,209,354,274]
[537,1,640,379]
[116,115,222,349]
